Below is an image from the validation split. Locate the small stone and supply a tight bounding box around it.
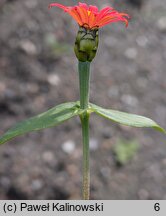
[26,83,39,94]
[136,77,148,88]
[121,94,138,107]
[102,128,112,139]
[148,164,163,181]
[25,0,37,9]
[42,151,55,163]
[0,177,11,189]
[157,17,166,32]
[16,174,30,188]
[108,86,119,98]
[47,74,60,86]
[124,48,138,59]
[0,57,8,68]
[120,83,130,92]
[0,82,6,92]
[90,138,99,151]
[71,149,82,160]
[102,139,113,150]
[19,40,37,55]
[62,140,75,154]
[33,96,45,109]
[66,164,78,176]
[31,180,43,191]
[162,158,166,166]
[100,167,111,178]
[138,189,149,199]
[4,89,16,99]
[136,35,148,47]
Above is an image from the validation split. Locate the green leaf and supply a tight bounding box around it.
[90,103,166,133]
[0,102,80,145]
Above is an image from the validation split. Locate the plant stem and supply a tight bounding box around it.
[79,61,90,109]
[80,112,90,200]
[78,61,91,200]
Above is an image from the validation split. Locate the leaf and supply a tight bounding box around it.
[90,103,165,133]
[0,102,80,145]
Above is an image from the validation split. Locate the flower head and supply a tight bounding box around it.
[49,2,130,62]
[49,2,130,29]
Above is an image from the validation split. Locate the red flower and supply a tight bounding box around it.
[49,2,130,29]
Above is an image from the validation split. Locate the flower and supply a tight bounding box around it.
[49,2,130,29]
[49,2,130,62]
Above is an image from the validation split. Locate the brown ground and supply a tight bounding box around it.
[0,0,166,200]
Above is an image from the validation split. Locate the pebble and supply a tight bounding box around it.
[108,86,119,98]
[70,149,82,160]
[124,48,138,59]
[66,164,78,176]
[17,174,30,188]
[31,179,43,191]
[90,138,99,151]
[19,40,37,55]
[100,167,111,179]
[0,82,6,93]
[121,94,138,107]
[33,96,45,109]
[120,83,130,92]
[157,17,166,32]
[4,89,16,99]
[101,128,112,139]
[26,83,39,94]
[42,151,55,163]
[61,140,76,154]
[148,164,163,181]
[0,176,11,189]
[47,74,61,86]
[162,158,166,166]
[0,57,8,68]
[25,0,37,9]
[138,189,149,199]
[136,77,148,89]
[136,35,148,47]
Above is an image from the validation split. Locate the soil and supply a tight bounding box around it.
[0,0,166,200]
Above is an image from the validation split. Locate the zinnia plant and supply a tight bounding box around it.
[0,2,165,200]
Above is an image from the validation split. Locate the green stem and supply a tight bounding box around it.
[78,61,90,110]
[78,61,91,200]
[80,112,90,200]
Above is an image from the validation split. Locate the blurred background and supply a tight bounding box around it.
[0,0,166,200]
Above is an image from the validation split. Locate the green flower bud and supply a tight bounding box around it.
[74,26,99,62]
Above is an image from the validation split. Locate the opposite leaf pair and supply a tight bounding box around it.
[0,101,164,145]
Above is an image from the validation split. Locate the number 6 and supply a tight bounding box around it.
[154,203,160,211]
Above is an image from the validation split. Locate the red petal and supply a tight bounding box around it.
[76,6,89,25]
[95,7,113,23]
[49,3,68,11]
[78,2,88,10]
[88,12,97,28]
[68,9,83,26]
[98,15,129,28]
[99,6,113,15]
[89,5,98,13]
